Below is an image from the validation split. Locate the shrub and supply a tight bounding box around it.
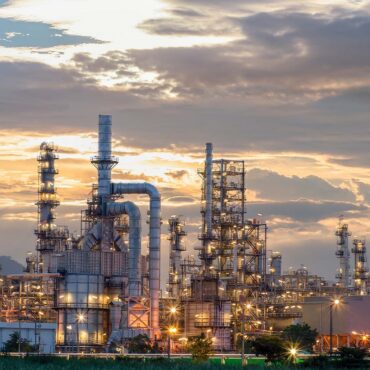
[187,333,214,363]
[282,323,318,352]
[251,335,286,363]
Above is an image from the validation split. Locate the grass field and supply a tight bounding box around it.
[0,356,368,369]
[0,357,263,370]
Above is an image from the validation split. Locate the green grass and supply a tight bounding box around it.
[0,356,369,370]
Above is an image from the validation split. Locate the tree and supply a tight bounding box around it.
[338,347,367,363]
[127,334,153,353]
[187,333,214,363]
[3,331,36,353]
[252,335,286,363]
[282,323,318,352]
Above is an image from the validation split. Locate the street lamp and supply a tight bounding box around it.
[168,326,177,358]
[329,299,341,355]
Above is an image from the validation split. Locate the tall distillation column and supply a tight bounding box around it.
[335,219,351,288]
[199,143,215,271]
[352,238,369,295]
[35,142,67,272]
[168,216,186,298]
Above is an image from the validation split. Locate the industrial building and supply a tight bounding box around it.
[0,115,369,353]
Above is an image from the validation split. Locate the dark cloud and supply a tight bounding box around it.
[128,11,370,103]
[248,200,366,222]
[0,59,369,167]
[248,169,356,202]
[0,18,102,48]
[71,52,137,78]
[170,8,204,17]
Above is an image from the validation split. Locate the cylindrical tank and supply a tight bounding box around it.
[270,252,282,277]
[56,274,109,351]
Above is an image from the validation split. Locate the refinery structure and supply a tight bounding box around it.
[0,115,370,353]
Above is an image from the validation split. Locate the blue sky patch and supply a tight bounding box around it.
[0,18,102,47]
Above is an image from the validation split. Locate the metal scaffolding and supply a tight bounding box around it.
[168,216,186,299]
[352,238,369,295]
[335,218,351,289]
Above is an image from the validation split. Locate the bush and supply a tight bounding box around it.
[126,334,153,354]
[2,331,37,353]
[187,333,214,363]
[282,323,318,352]
[337,346,367,367]
[251,335,286,363]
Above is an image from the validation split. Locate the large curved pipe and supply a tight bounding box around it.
[106,201,141,296]
[111,182,161,338]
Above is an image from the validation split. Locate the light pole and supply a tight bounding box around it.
[329,299,340,355]
[241,303,251,366]
[168,326,177,359]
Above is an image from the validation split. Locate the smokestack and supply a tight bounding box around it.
[97,115,112,199]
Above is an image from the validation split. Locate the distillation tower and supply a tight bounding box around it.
[35,143,69,272]
[168,216,187,299]
[335,219,351,288]
[352,238,369,295]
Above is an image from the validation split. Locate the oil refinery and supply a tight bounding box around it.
[0,115,369,353]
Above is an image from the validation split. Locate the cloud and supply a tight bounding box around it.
[165,169,188,179]
[353,180,370,204]
[138,15,236,36]
[248,169,356,202]
[126,11,370,103]
[0,18,102,48]
[248,200,366,222]
[71,51,138,79]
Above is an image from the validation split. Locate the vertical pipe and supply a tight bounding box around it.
[205,143,213,240]
[204,143,213,270]
[329,304,333,355]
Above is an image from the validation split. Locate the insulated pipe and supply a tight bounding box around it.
[98,115,113,201]
[107,201,142,296]
[111,182,161,338]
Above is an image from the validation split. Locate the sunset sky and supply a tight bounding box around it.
[0,0,370,282]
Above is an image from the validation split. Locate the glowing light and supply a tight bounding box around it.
[169,326,177,334]
[170,307,177,314]
[77,313,86,323]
